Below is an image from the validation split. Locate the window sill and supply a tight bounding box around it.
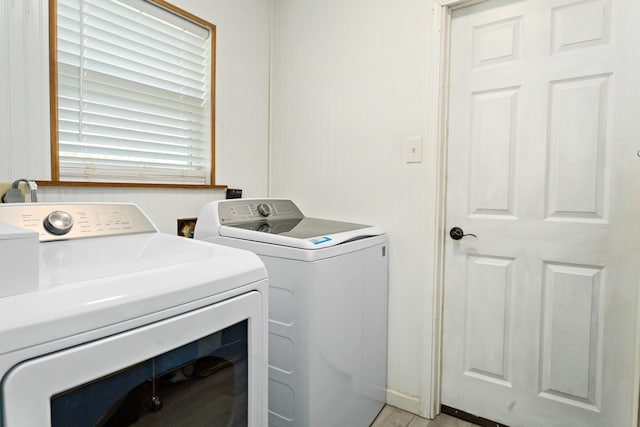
[35,181,227,190]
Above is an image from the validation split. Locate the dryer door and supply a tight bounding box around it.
[2,291,266,427]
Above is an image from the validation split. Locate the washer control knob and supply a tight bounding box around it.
[44,211,74,235]
[257,203,272,217]
[257,223,272,233]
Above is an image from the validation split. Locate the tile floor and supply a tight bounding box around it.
[371,405,480,427]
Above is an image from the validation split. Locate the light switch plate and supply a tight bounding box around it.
[404,136,423,163]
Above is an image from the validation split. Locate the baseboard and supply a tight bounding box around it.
[386,388,421,415]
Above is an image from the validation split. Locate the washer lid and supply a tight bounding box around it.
[219,222,384,249]
[196,198,385,249]
[220,218,384,249]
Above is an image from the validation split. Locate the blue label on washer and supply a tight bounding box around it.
[310,236,332,245]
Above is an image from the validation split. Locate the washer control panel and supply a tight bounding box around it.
[218,199,304,225]
[0,204,157,242]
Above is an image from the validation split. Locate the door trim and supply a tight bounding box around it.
[426,0,489,419]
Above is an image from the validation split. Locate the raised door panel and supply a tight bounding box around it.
[539,262,605,411]
[472,16,522,68]
[551,0,611,54]
[463,255,515,387]
[546,75,611,221]
[469,88,519,218]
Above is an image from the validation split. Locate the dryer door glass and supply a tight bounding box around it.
[51,321,248,427]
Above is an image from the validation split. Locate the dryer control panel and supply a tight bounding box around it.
[0,203,157,242]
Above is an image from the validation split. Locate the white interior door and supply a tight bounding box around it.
[441,0,640,426]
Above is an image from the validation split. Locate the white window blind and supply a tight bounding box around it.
[55,0,213,185]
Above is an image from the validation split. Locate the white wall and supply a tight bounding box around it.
[0,0,51,180]
[0,0,272,233]
[269,0,439,415]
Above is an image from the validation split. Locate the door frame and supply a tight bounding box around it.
[426,0,489,418]
[426,0,640,422]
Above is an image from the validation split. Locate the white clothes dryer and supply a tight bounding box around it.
[195,199,388,427]
[0,203,268,427]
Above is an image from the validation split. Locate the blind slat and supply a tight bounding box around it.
[59,65,207,113]
[58,24,206,75]
[62,123,204,147]
[63,0,206,54]
[82,58,206,98]
[62,107,205,135]
[59,162,206,185]
[83,27,205,74]
[59,140,204,160]
[59,96,206,130]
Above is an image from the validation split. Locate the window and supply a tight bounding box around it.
[50,0,216,186]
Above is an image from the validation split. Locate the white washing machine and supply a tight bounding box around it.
[0,203,268,427]
[194,199,388,427]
